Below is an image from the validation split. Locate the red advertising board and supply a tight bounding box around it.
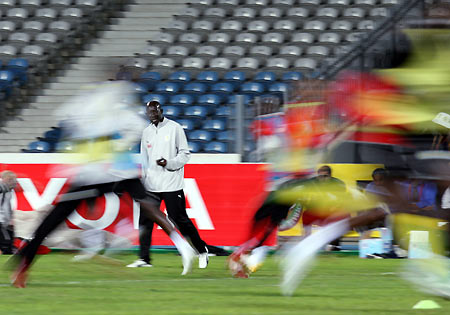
[1,162,271,246]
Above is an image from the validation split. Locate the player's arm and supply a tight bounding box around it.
[165,124,191,171]
[140,129,149,178]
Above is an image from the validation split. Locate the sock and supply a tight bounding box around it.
[170,231,191,255]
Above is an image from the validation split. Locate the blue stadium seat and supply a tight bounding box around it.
[197,94,222,106]
[138,71,161,90]
[176,118,196,131]
[169,94,195,106]
[268,82,290,96]
[281,71,304,81]
[210,82,234,98]
[196,70,219,86]
[183,82,208,96]
[226,94,251,105]
[223,70,246,88]
[131,82,149,95]
[215,106,235,118]
[163,105,183,120]
[216,130,234,142]
[188,141,203,153]
[253,71,276,88]
[202,119,226,132]
[155,82,180,95]
[168,71,191,83]
[0,70,15,98]
[6,58,28,85]
[24,140,51,153]
[184,105,211,122]
[55,141,74,153]
[142,93,167,105]
[203,141,228,153]
[188,129,214,142]
[240,82,265,96]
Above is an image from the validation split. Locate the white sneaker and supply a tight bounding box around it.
[181,247,196,275]
[198,247,209,269]
[126,259,152,268]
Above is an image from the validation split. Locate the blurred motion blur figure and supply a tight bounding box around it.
[9,82,195,288]
[0,171,18,255]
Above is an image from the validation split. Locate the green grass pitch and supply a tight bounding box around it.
[1,252,449,314]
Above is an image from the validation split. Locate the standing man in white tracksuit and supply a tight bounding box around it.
[127,101,209,269]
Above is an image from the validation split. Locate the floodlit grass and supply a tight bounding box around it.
[1,252,449,314]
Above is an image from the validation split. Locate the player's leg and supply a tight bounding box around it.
[119,179,196,275]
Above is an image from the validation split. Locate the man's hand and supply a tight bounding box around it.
[156,158,167,167]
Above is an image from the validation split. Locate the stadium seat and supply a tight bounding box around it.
[138,71,161,90]
[24,140,51,153]
[264,58,290,73]
[222,46,246,61]
[55,141,74,153]
[355,0,377,7]
[7,32,31,49]
[211,82,234,98]
[261,33,285,47]
[318,32,342,45]
[303,20,327,33]
[6,8,29,21]
[260,7,282,22]
[282,71,304,82]
[279,46,303,61]
[248,45,273,59]
[223,70,246,88]
[142,93,167,105]
[202,119,226,132]
[163,105,183,120]
[48,21,73,36]
[236,57,260,73]
[219,20,243,35]
[188,141,203,153]
[306,46,330,58]
[169,94,194,106]
[163,20,188,35]
[294,58,318,71]
[209,58,233,75]
[232,7,256,21]
[287,7,310,19]
[343,7,366,20]
[49,0,72,8]
[197,93,222,106]
[226,94,251,105]
[34,8,58,22]
[196,71,219,86]
[6,58,28,85]
[369,7,389,18]
[20,45,46,63]
[175,7,200,21]
[330,20,353,32]
[357,20,376,31]
[316,7,340,21]
[0,45,17,62]
[167,71,191,84]
[216,130,234,142]
[234,32,258,48]
[155,82,180,95]
[203,7,227,20]
[183,82,208,95]
[22,20,45,35]
[60,7,84,22]
[191,20,215,34]
[273,20,297,35]
[247,20,269,33]
[245,0,268,7]
[166,45,190,63]
[291,33,315,45]
[268,82,290,98]
[176,118,196,131]
[240,82,264,96]
[215,106,235,119]
[184,106,211,122]
[34,33,60,49]
[181,57,206,71]
[194,45,219,60]
[253,71,276,87]
[203,141,228,153]
[207,32,231,47]
[150,33,175,47]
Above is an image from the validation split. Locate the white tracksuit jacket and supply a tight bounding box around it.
[141,118,191,192]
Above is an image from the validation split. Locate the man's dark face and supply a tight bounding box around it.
[317,171,331,181]
[146,105,162,126]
